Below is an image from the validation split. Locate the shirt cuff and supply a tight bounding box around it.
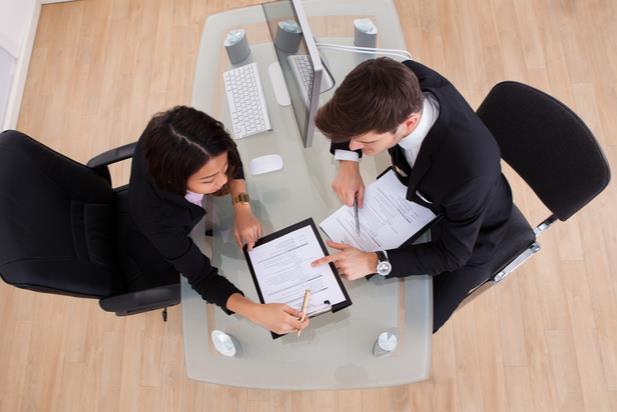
[334,149,360,162]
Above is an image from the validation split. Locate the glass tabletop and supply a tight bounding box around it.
[183,0,432,390]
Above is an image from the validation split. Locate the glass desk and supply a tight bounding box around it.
[183,0,432,390]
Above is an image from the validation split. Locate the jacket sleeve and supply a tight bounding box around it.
[385,175,494,277]
[136,213,243,314]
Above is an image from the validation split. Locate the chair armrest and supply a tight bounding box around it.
[99,283,181,316]
[86,142,137,185]
[87,142,137,168]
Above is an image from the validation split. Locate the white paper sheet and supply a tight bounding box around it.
[247,224,346,313]
[320,170,437,252]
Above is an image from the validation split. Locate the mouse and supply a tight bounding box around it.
[249,154,283,175]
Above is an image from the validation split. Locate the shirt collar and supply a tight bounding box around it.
[184,190,204,207]
[398,92,439,151]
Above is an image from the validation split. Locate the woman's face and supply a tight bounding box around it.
[185,152,229,194]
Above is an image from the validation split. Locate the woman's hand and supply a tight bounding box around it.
[332,160,365,207]
[248,303,309,335]
[311,240,378,281]
[233,205,262,250]
[226,294,308,335]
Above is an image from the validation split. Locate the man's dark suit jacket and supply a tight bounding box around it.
[334,60,513,277]
[126,136,244,312]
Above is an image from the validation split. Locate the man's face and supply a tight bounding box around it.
[348,114,419,156]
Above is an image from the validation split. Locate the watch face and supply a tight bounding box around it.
[377,261,392,276]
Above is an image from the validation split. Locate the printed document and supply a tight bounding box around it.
[320,169,437,252]
[246,220,349,315]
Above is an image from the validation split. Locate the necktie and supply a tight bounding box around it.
[388,145,412,181]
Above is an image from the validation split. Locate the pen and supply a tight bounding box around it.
[354,192,360,235]
[297,289,311,336]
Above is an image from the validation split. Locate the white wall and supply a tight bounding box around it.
[0,0,38,130]
[0,0,69,58]
[0,0,74,130]
[0,46,16,127]
[0,0,37,59]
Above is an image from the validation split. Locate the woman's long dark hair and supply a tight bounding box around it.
[142,106,241,195]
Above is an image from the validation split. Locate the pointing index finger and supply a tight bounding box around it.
[311,254,340,267]
[325,239,351,250]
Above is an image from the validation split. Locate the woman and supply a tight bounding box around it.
[126,106,306,335]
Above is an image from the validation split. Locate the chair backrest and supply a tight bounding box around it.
[0,130,121,298]
[477,81,611,221]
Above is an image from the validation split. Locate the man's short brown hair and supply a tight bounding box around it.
[315,57,423,142]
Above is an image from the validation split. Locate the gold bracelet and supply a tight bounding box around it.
[232,192,250,205]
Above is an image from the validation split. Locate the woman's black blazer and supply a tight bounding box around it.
[127,135,244,312]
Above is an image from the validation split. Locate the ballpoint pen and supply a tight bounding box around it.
[354,192,360,235]
[298,289,311,336]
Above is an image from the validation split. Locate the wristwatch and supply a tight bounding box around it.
[232,192,250,205]
[375,250,392,276]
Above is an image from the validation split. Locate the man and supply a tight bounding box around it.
[311,57,513,332]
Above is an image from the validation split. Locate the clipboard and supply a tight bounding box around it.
[243,218,352,339]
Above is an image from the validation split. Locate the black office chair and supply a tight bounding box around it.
[0,130,180,320]
[460,81,611,304]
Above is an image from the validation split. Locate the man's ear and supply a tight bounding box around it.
[403,112,420,132]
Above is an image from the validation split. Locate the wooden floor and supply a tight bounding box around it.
[1,0,616,410]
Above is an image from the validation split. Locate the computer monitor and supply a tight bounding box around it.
[262,0,329,148]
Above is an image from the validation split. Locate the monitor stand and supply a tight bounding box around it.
[319,53,336,93]
[268,62,291,107]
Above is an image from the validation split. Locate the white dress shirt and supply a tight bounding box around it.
[334,92,440,168]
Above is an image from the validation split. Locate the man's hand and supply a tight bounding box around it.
[332,160,365,207]
[311,240,378,280]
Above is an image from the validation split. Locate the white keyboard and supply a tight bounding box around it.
[223,63,272,139]
[287,54,314,107]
